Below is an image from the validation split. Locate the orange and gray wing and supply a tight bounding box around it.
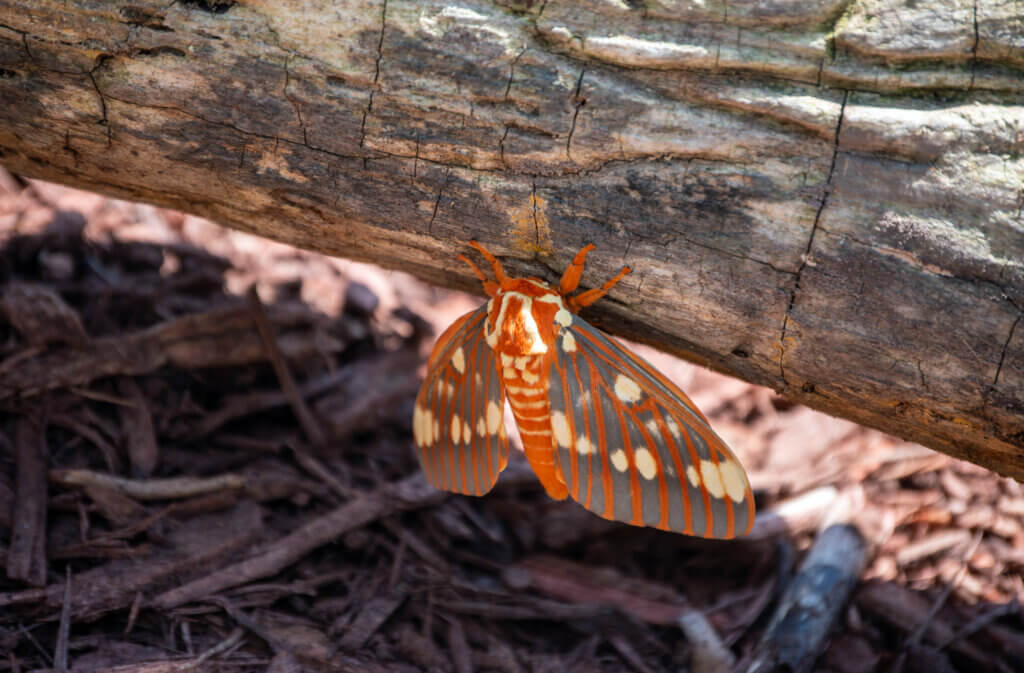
[412,306,509,495]
[548,315,755,538]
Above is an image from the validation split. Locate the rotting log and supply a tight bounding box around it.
[0,1,1022,477]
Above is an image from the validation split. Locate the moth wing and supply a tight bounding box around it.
[413,306,509,495]
[548,316,754,538]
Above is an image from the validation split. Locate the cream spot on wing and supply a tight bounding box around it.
[614,374,643,403]
[521,369,539,384]
[433,418,439,443]
[610,448,629,472]
[576,433,595,455]
[503,366,517,380]
[476,417,486,437]
[418,407,435,445]
[719,460,748,503]
[451,346,465,374]
[644,417,660,435]
[551,411,572,448]
[435,380,443,396]
[514,356,529,370]
[463,419,472,444]
[500,353,513,367]
[666,417,682,441]
[635,448,658,480]
[686,465,700,487]
[554,308,572,327]
[451,414,462,443]
[486,400,502,434]
[700,460,725,498]
[474,372,482,386]
[412,406,424,446]
[562,330,577,352]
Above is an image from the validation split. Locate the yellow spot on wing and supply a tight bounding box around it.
[451,347,465,374]
[413,406,425,446]
[551,411,572,448]
[486,401,502,434]
[610,448,629,472]
[635,448,657,480]
[562,331,577,352]
[614,374,643,403]
[576,434,595,455]
[476,417,486,437]
[700,460,725,498]
[686,465,700,487]
[719,461,748,503]
[451,414,462,443]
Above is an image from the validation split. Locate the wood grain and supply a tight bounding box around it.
[0,0,1021,477]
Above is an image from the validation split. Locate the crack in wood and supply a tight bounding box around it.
[530,179,539,247]
[565,67,585,162]
[359,0,387,150]
[777,89,848,386]
[428,168,450,234]
[282,57,308,146]
[993,313,1021,386]
[504,46,526,100]
[87,55,113,148]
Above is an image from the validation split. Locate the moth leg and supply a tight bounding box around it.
[559,244,595,295]
[467,241,507,285]
[568,265,632,311]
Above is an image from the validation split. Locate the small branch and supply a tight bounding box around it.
[7,414,49,586]
[248,288,327,450]
[152,473,445,608]
[50,468,246,500]
[742,524,867,673]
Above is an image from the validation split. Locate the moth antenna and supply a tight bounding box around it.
[458,253,498,296]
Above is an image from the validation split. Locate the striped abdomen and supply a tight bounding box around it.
[500,353,567,500]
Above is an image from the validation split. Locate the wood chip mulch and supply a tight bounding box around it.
[1,174,1022,673]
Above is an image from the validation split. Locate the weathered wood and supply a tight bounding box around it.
[0,1,1021,477]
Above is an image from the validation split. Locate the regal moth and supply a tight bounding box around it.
[411,241,754,539]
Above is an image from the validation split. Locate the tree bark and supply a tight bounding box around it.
[0,1,1022,477]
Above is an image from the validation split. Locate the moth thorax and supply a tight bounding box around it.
[486,289,560,356]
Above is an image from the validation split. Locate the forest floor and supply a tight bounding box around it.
[1,174,1022,673]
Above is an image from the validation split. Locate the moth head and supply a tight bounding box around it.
[485,279,566,356]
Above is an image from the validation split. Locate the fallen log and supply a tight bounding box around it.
[0,0,1021,477]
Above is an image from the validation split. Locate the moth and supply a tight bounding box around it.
[412,241,754,538]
